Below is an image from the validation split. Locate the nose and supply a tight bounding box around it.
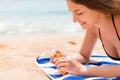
[73,14,83,23]
[72,14,78,23]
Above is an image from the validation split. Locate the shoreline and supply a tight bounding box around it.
[0,33,105,80]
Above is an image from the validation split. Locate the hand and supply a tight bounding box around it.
[50,50,63,64]
[54,56,87,75]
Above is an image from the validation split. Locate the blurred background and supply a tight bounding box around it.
[0,0,83,35]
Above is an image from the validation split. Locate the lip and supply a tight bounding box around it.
[81,22,86,25]
[80,22,87,30]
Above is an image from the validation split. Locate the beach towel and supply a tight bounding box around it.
[35,54,120,80]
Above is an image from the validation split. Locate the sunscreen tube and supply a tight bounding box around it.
[54,50,66,76]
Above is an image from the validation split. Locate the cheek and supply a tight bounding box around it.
[80,9,100,25]
[85,14,100,25]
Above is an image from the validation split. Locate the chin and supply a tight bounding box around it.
[80,26,87,30]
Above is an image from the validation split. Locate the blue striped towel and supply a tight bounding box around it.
[35,54,120,80]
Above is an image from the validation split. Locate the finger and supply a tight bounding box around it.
[54,57,66,66]
[50,56,54,64]
[57,62,67,70]
[59,68,66,72]
[50,50,58,64]
[50,52,56,64]
[51,51,56,57]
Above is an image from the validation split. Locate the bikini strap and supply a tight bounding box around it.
[111,14,120,40]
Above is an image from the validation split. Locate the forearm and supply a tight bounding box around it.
[82,64,120,78]
[71,53,89,64]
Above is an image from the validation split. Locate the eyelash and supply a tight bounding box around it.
[76,12,83,16]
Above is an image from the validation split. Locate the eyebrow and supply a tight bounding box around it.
[73,9,81,12]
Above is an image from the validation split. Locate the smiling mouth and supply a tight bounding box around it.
[81,22,85,25]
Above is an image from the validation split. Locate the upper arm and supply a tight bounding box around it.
[79,25,98,60]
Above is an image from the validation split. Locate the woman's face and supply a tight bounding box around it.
[67,0,101,29]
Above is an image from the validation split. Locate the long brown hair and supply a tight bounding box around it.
[70,0,120,14]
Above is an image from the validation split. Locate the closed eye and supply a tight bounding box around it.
[76,12,83,16]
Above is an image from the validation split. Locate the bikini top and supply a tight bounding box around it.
[99,14,120,61]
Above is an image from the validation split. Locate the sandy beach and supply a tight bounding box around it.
[0,33,105,80]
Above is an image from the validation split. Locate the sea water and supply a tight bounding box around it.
[0,0,83,35]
